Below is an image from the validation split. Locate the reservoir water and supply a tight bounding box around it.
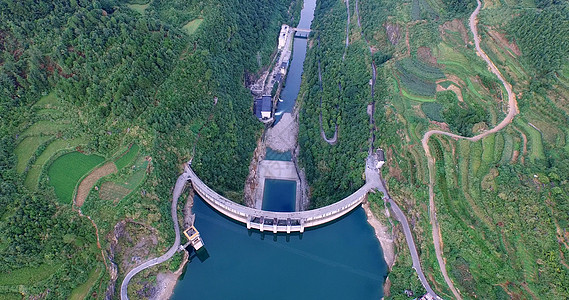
[172,196,387,299]
[172,0,387,298]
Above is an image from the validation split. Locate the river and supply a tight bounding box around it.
[171,0,387,298]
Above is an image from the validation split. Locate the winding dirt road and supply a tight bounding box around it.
[422,1,518,298]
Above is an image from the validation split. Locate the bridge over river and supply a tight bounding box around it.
[186,154,382,233]
[292,27,311,38]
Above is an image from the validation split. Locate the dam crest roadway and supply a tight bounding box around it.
[186,152,383,233]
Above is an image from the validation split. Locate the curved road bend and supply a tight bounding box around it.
[422,1,518,299]
[318,50,339,145]
[318,0,350,145]
[120,173,187,300]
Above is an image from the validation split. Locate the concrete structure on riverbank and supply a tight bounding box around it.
[254,160,301,210]
[185,155,381,233]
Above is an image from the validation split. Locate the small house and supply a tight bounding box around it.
[254,95,272,120]
[278,24,289,50]
[261,95,272,119]
[280,61,288,75]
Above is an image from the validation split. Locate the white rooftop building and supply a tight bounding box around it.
[278,24,289,50]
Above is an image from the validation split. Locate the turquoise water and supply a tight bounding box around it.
[262,179,296,212]
[171,196,387,300]
[265,148,292,161]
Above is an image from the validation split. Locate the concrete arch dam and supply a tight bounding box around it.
[186,163,379,233]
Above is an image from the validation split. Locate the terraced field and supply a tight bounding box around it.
[14,93,92,191]
[357,0,569,298]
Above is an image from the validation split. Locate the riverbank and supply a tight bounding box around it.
[153,250,189,300]
[362,201,395,269]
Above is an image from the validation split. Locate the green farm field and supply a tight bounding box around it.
[114,144,140,170]
[47,152,104,204]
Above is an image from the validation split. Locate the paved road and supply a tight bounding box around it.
[120,173,187,300]
[421,1,519,299]
[375,176,441,299]
[354,1,440,297]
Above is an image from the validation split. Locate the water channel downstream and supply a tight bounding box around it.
[172,0,388,298]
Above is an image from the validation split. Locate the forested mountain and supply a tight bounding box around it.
[0,0,292,297]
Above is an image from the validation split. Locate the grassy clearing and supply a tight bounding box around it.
[24,166,42,190]
[437,43,469,65]
[20,121,70,138]
[69,266,103,300]
[34,92,59,107]
[182,18,204,35]
[482,134,496,164]
[469,140,483,178]
[121,158,149,189]
[128,3,150,14]
[401,88,435,102]
[515,119,545,161]
[493,132,504,162]
[500,132,514,164]
[0,263,62,285]
[47,152,104,204]
[115,144,140,170]
[14,136,51,173]
[36,108,63,117]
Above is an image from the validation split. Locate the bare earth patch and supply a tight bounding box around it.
[265,112,298,152]
[75,162,117,207]
[437,83,464,102]
[439,19,469,45]
[486,28,521,56]
[437,74,465,87]
[153,251,188,300]
[417,46,437,65]
[384,22,401,45]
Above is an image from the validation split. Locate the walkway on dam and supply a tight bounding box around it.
[186,154,383,233]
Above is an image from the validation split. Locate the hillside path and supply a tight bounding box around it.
[421,1,518,299]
